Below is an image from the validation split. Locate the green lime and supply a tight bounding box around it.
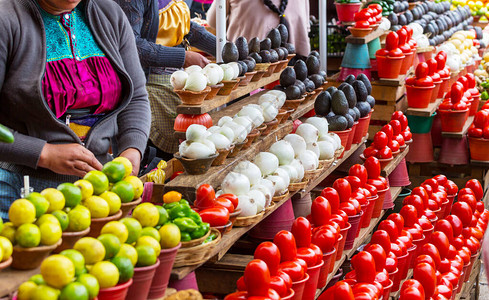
[52,210,69,231]
[57,183,82,208]
[15,223,41,247]
[60,249,86,276]
[119,218,142,244]
[111,181,135,203]
[135,245,157,267]
[83,171,109,195]
[141,227,161,242]
[29,274,46,285]
[26,192,50,218]
[155,205,169,226]
[77,274,99,300]
[97,234,121,260]
[60,282,89,300]
[102,161,126,183]
[111,256,134,283]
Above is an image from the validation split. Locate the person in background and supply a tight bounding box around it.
[207,0,310,57]
[114,0,217,161]
[0,0,151,219]
[190,0,213,18]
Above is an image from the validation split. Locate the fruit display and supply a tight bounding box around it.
[315,74,374,132]
[452,0,489,20]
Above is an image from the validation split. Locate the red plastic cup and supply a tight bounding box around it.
[335,2,362,22]
[431,81,442,103]
[347,122,358,149]
[407,245,417,270]
[470,95,480,116]
[376,55,405,79]
[317,248,336,289]
[98,279,133,300]
[389,268,401,292]
[362,195,377,228]
[353,115,370,144]
[397,252,410,281]
[411,235,426,268]
[438,77,450,98]
[446,195,455,216]
[331,128,352,152]
[439,109,469,132]
[291,273,310,300]
[282,289,295,300]
[337,223,351,260]
[382,279,394,300]
[148,243,181,299]
[344,211,363,250]
[372,187,388,218]
[406,85,434,108]
[423,224,434,244]
[469,137,489,161]
[126,259,160,300]
[303,260,324,300]
[400,51,415,75]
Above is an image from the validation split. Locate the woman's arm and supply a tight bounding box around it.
[114,0,186,69]
[186,21,216,57]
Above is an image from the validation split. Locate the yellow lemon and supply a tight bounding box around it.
[8,199,36,226]
[83,171,109,195]
[115,244,138,266]
[0,222,16,243]
[74,237,106,265]
[113,156,133,178]
[0,236,13,261]
[101,221,128,244]
[15,223,41,248]
[82,196,109,219]
[123,176,144,199]
[90,261,119,289]
[41,188,65,213]
[132,203,159,227]
[102,161,126,183]
[141,227,161,242]
[40,254,75,289]
[136,236,161,257]
[39,222,62,245]
[60,249,86,276]
[36,214,60,227]
[99,191,121,216]
[159,223,181,249]
[67,205,91,232]
[17,281,37,300]
[74,179,94,201]
[31,285,60,300]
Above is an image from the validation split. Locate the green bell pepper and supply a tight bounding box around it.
[181,232,192,242]
[482,91,489,100]
[163,202,180,210]
[179,199,189,206]
[173,217,199,232]
[168,203,192,220]
[190,222,210,240]
[189,211,202,224]
[203,233,218,244]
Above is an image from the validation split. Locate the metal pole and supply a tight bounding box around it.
[216,0,227,63]
[319,0,327,72]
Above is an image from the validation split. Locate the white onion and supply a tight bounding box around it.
[247,104,264,112]
[182,142,214,159]
[237,195,258,217]
[238,106,264,128]
[233,116,253,133]
[269,140,295,165]
[219,126,235,142]
[215,190,223,198]
[252,184,273,207]
[318,133,338,149]
[260,101,279,122]
[228,62,240,79]
[248,189,266,212]
[284,134,307,157]
[186,124,209,142]
[266,175,288,196]
[234,161,262,186]
[207,133,231,150]
[299,150,319,171]
[218,116,233,127]
[207,126,221,134]
[256,178,275,200]
[221,64,235,81]
[266,90,286,108]
[204,63,224,82]
[222,172,250,195]
[330,133,342,150]
[306,117,329,137]
[281,165,299,183]
[185,65,202,74]
[202,67,221,86]
[202,139,216,153]
[258,94,280,108]
[254,152,279,176]
[170,70,188,90]
[222,122,247,143]
[306,142,320,158]
[273,167,290,187]
[317,141,335,160]
[290,159,305,181]
[184,71,207,92]
[296,123,319,143]
[178,140,190,155]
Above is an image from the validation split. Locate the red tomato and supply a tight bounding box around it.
[348,198,361,213]
[413,262,437,297]
[365,156,381,179]
[254,242,281,276]
[400,286,425,300]
[388,139,400,152]
[363,146,378,158]
[351,251,377,283]
[403,195,424,218]
[381,124,394,141]
[244,259,271,297]
[312,225,337,253]
[320,187,340,213]
[433,174,448,186]
[473,110,489,128]
[385,31,400,51]
[355,20,371,28]
[451,201,473,227]
[458,194,477,212]
[195,184,216,209]
[378,220,399,242]
[400,204,419,227]
[278,260,304,282]
[402,130,412,141]
[354,10,371,22]
[219,194,239,208]
[329,214,345,228]
[291,217,312,248]
[483,126,489,139]
[377,147,393,159]
[436,284,452,299]
[215,197,235,213]
[339,201,356,216]
[273,231,297,262]
[333,178,352,202]
[269,276,288,297]
[370,230,391,254]
[309,244,323,265]
[311,196,332,226]
[345,175,363,192]
[434,220,454,242]
[373,131,389,149]
[453,101,468,110]
[415,254,436,269]
[416,62,429,78]
[296,247,317,268]
[199,206,230,226]
[365,243,387,272]
[420,243,441,268]
[364,184,378,196]
[465,179,483,200]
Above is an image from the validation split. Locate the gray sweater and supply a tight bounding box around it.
[0,0,151,182]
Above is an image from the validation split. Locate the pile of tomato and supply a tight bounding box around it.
[363,111,412,160]
[353,4,382,29]
[194,184,238,227]
[376,31,406,60]
[439,73,479,111]
[468,104,489,138]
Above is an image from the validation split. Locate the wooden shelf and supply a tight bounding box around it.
[345,28,387,45]
[372,73,408,87]
[345,210,387,259]
[406,98,443,117]
[381,146,410,177]
[441,116,474,138]
[176,72,281,115]
[416,46,435,54]
[470,159,489,167]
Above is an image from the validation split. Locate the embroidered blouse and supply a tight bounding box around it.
[39,6,122,120]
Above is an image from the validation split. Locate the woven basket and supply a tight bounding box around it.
[288,180,308,192]
[318,158,334,169]
[334,146,345,159]
[264,201,276,213]
[234,211,265,227]
[180,229,211,248]
[304,168,323,181]
[272,191,290,202]
[173,228,221,268]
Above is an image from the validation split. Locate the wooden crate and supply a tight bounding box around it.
[140,158,184,204]
[367,96,407,139]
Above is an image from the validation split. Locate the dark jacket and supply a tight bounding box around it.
[0,0,151,182]
[114,0,216,75]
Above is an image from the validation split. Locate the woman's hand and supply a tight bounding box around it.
[184,51,210,68]
[119,148,141,176]
[38,143,103,177]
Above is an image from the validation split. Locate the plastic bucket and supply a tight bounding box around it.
[406,132,434,163]
[389,268,401,292]
[372,187,388,218]
[148,243,181,299]
[430,81,442,103]
[406,85,434,109]
[344,211,363,250]
[362,195,377,228]
[331,128,352,150]
[292,193,312,218]
[438,77,450,98]
[406,113,436,134]
[397,252,410,282]
[332,235,343,269]
[407,245,417,270]
[388,158,411,187]
[359,202,369,229]
[98,279,133,300]
[439,109,469,132]
[303,260,324,300]
[317,248,336,289]
[282,289,295,300]
[337,223,351,260]
[250,198,294,240]
[376,55,404,79]
[353,115,370,144]
[382,181,394,210]
[126,259,160,300]
[347,122,358,149]
[325,268,344,290]
[291,273,310,300]
[400,51,415,75]
[335,2,362,22]
[411,235,426,268]
[439,136,470,165]
[169,271,199,291]
[470,95,480,116]
[382,279,394,300]
[423,225,434,244]
[446,195,455,216]
[469,137,489,161]
[363,110,373,137]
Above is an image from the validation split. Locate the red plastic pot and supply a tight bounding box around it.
[332,235,343,270]
[439,109,469,132]
[344,211,363,250]
[439,199,449,219]
[148,243,181,299]
[411,235,426,268]
[372,187,388,218]
[353,115,370,143]
[469,137,489,161]
[291,273,310,300]
[359,202,369,229]
[446,194,455,217]
[282,289,295,300]
[336,222,351,260]
[382,279,394,300]
[98,279,133,300]
[303,260,324,300]
[438,77,450,98]
[348,122,358,148]
[361,195,377,228]
[389,267,401,292]
[469,95,480,116]
[400,51,415,75]
[431,81,442,103]
[397,252,410,281]
[376,55,404,79]
[334,2,362,22]
[465,251,480,282]
[423,224,434,244]
[126,259,160,300]
[317,248,337,288]
[331,128,352,157]
[406,85,434,108]
[407,245,417,270]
